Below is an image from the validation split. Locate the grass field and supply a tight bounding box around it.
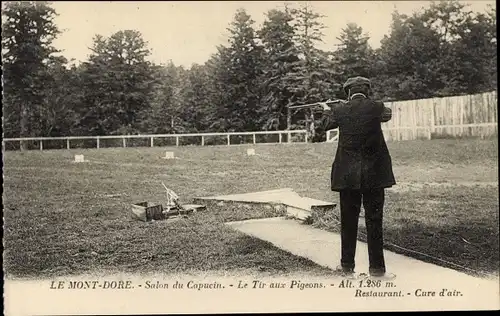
[3,138,499,279]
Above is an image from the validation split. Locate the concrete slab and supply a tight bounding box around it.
[196,189,336,221]
[198,188,298,203]
[226,217,499,292]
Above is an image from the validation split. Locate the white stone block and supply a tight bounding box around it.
[247,148,256,156]
[74,154,85,163]
[163,151,175,159]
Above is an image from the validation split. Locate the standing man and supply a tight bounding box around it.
[321,76,396,279]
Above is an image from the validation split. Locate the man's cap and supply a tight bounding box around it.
[343,76,371,92]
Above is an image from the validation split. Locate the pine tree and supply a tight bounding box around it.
[258,7,300,131]
[77,30,156,135]
[140,62,182,134]
[288,3,337,140]
[180,64,214,132]
[2,1,61,144]
[374,1,497,100]
[333,23,374,81]
[211,9,265,132]
[375,11,443,100]
[204,45,235,132]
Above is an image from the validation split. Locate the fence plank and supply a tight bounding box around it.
[460,96,464,136]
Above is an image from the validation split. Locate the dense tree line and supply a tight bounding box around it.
[2,1,497,143]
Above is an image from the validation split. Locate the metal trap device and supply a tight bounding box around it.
[130,182,205,222]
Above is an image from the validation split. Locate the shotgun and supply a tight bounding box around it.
[288,99,347,110]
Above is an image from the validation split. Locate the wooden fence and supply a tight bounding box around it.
[2,130,309,151]
[327,90,497,142]
[382,90,497,141]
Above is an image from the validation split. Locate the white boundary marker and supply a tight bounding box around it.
[163,151,175,159]
[74,154,86,163]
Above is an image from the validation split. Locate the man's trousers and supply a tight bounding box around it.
[339,188,386,274]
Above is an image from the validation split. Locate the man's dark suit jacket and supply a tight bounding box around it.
[322,94,396,192]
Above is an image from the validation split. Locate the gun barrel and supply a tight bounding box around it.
[288,103,321,110]
[288,100,344,110]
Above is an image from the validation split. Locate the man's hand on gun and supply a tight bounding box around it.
[320,100,332,112]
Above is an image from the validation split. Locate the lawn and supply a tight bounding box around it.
[3,138,499,279]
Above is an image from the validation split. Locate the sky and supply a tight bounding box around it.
[50,1,495,68]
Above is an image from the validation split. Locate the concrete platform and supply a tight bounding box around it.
[226,217,499,297]
[196,188,336,220]
[197,188,296,203]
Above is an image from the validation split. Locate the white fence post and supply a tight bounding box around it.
[253,134,256,144]
[150,137,154,147]
[201,135,205,146]
[67,139,70,150]
[97,137,100,149]
[40,140,43,151]
[122,138,126,148]
[176,136,179,146]
[279,133,282,143]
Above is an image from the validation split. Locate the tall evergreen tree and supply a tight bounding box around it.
[375,11,444,100]
[204,45,236,132]
[77,30,156,135]
[180,64,214,132]
[258,8,300,131]
[332,23,374,82]
[289,3,337,139]
[139,62,183,134]
[39,58,83,137]
[211,9,265,132]
[2,1,61,144]
[435,3,498,93]
[375,1,497,100]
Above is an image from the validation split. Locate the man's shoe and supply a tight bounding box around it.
[369,272,396,280]
[335,265,355,278]
[368,267,396,280]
